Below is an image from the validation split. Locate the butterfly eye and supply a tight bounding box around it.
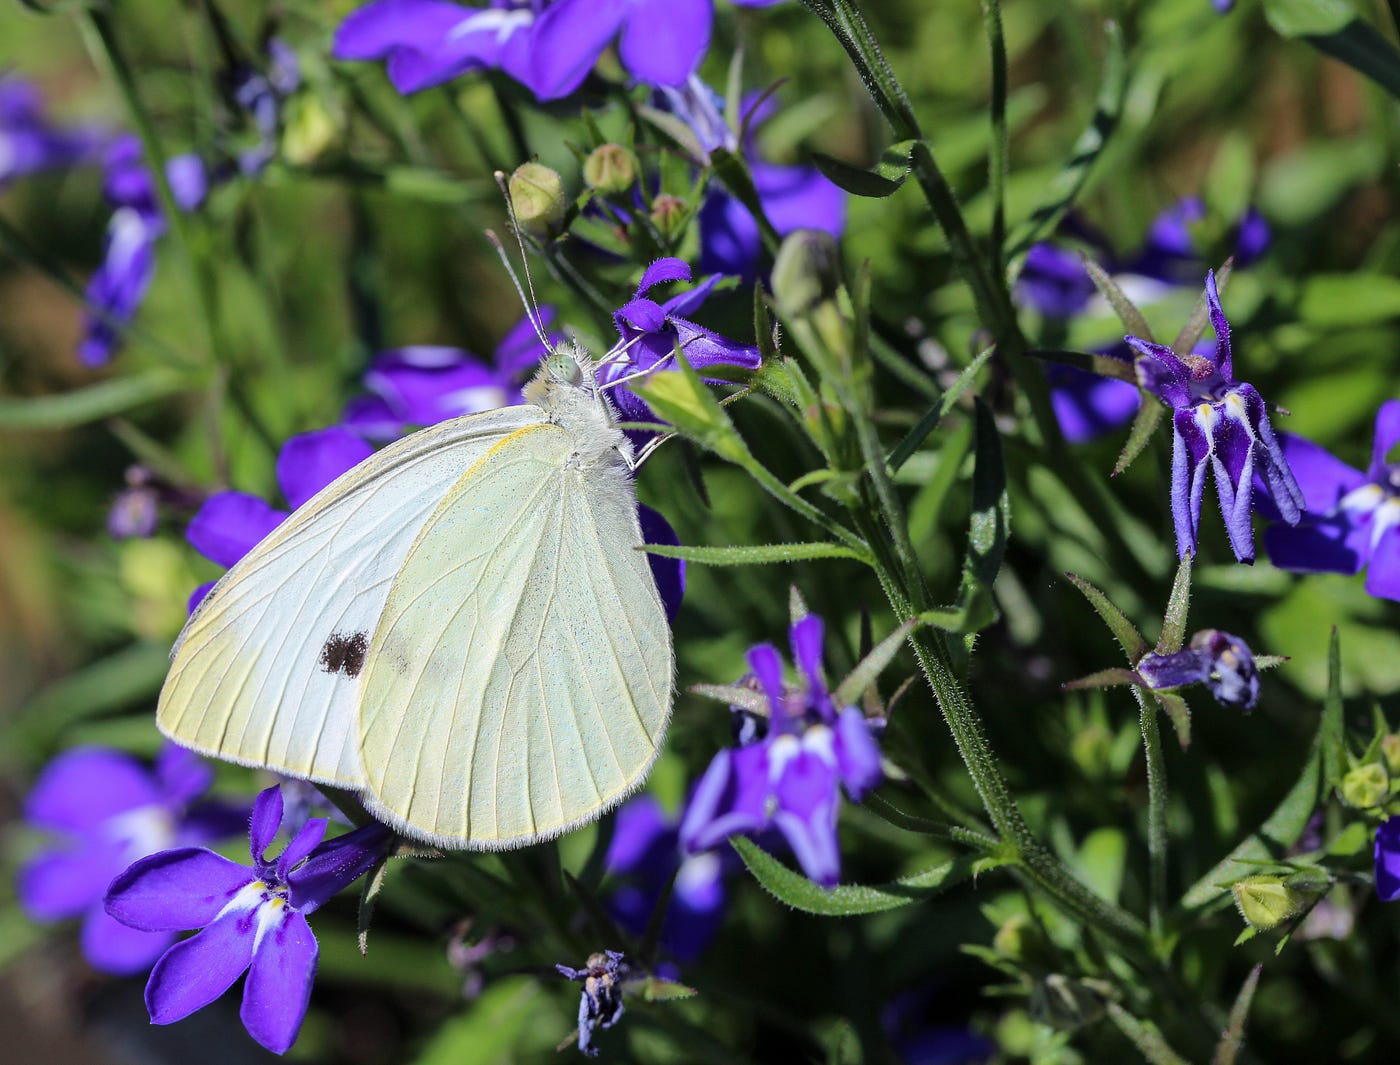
[544,353,582,385]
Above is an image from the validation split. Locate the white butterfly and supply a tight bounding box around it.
[157,345,674,850]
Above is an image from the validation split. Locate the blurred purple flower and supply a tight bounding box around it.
[1262,400,1400,599]
[602,256,761,422]
[185,426,374,610]
[1135,628,1261,711]
[1126,270,1303,562]
[0,76,106,185]
[105,785,392,1055]
[18,745,244,975]
[1376,818,1400,901]
[679,614,883,888]
[1046,357,1141,446]
[605,794,727,961]
[556,949,629,1057]
[342,309,560,441]
[656,77,846,280]
[231,38,302,176]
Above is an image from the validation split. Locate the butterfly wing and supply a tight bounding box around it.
[157,405,545,788]
[357,421,674,848]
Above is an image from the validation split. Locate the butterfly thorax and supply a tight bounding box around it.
[524,347,634,471]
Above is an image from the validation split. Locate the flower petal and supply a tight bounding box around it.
[772,751,841,888]
[494,307,560,379]
[834,707,883,799]
[637,504,684,623]
[145,908,257,1025]
[155,744,214,807]
[751,161,846,239]
[1273,432,1365,515]
[1205,269,1232,380]
[1376,818,1400,901]
[605,794,673,875]
[1370,399,1400,478]
[276,818,329,883]
[249,787,285,864]
[678,744,772,854]
[80,906,173,976]
[25,747,161,832]
[288,822,392,913]
[276,427,374,511]
[746,643,787,718]
[331,0,471,60]
[529,0,630,100]
[1365,526,1400,601]
[186,492,287,568]
[698,188,762,280]
[20,844,124,920]
[241,908,318,1054]
[637,257,692,296]
[618,0,711,86]
[106,848,253,932]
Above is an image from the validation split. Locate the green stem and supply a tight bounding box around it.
[980,0,1008,274]
[1133,688,1169,945]
[739,454,869,555]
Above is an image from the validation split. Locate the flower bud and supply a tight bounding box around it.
[281,95,339,167]
[583,143,637,196]
[1230,874,1321,931]
[509,163,567,237]
[648,194,687,239]
[1339,762,1389,809]
[1382,733,1400,775]
[771,228,843,318]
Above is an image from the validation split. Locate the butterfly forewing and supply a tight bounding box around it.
[156,406,544,787]
[357,421,673,848]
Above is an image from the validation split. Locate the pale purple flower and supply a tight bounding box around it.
[1125,270,1303,562]
[602,256,761,422]
[556,949,629,1057]
[1135,628,1261,712]
[1263,400,1400,599]
[18,745,244,975]
[0,76,106,185]
[105,786,392,1055]
[679,614,883,888]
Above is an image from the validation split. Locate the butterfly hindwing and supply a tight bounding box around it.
[156,406,545,787]
[357,420,673,847]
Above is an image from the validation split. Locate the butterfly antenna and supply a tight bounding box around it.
[493,170,552,351]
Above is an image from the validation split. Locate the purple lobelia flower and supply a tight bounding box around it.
[556,949,630,1057]
[678,614,883,888]
[342,308,561,441]
[601,256,761,422]
[1376,818,1400,901]
[0,76,106,185]
[1125,270,1303,562]
[1135,628,1261,712]
[1261,401,1400,600]
[655,77,846,280]
[105,785,392,1055]
[230,38,302,177]
[18,745,245,975]
[605,794,727,962]
[185,426,374,610]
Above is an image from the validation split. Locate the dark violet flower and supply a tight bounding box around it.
[18,745,244,975]
[604,794,726,962]
[1135,628,1261,712]
[601,256,761,422]
[105,786,392,1055]
[0,76,106,185]
[678,614,883,888]
[1125,270,1303,562]
[1375,818,1400,902]
[657,77,846,280]
[556,949,629,1057]
[1262,400,1400,600]
[342,309,560,441]
[185,426,374,609]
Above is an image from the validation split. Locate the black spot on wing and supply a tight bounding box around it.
[319,631,369,678]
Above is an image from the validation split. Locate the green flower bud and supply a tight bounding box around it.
[1382,733,1400,775]
[771,229,843,318]
[583,144,637,195]
[648,194,688,239]
[1231,874,1322,931]
[1339,762,1389,809]
[281,95,339,167]
[509,163,567,237]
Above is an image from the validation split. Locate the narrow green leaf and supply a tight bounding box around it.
[1179,631,1343,911]
[887,344,994,473]
[1106,1003,1192,1065]
[0,370,188,432]
[1264,0,1400,102]
[795,0,921,141]
[632,351,749,464]
[1008,21,1125,255]
[809,140,917,198]
[1211,964,1263,1065]
[634,976,699,1003]
[1061,667,1141,691]
[1262,0,1350,36]
[1083,257,1152,341]
[1113,397,1164,476]
[1027,347,1137,383]
[732,836,979,916]
[832,618,917,707]
[1064,574,1150,663]
[641,541,868,565]
[12,642,173,752]
[1156,554,1194,655]
[1172,259,1233,357]
[690,683,768,715]
[1150,689,1192,750]
[957,400,1011,630]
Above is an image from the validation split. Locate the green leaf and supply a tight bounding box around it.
[11,642,173,753]
[1178,630,1344,911]
[809,140,917,198]
[1008,21,1125,255]
[1064,574,1149,663]
[1113,396,1164,477]
[641,541,869,565]
[886,344,994,473]
[690,683,768,715]
[794,0,921,140]
[1156,554,1194,655]
[633,976,699,1003]
[1298,273,1400,327]
[409,977,542,1065]
[1265,1,1400,102]
[832,618,918,707]
[1212,964,1263,1065]
[1106,1003,1192,1065]
[953,400,1011,633]
[1062,667,1142,691]
[1027,348,1137,383]
[0,370,188,431]
[1150,689,1192,751]
[632,351,750,464]
[732,837,980,916]
[1083,257,1152,341]
[1262,0,1351,36]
